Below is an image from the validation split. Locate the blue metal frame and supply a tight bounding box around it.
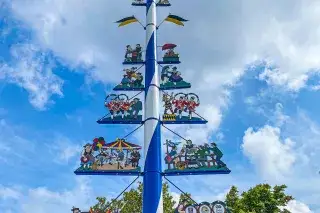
[156,3,171,7]
[158,61,181,65]
[74,170,143,176]
[161,120,208,124]
[159,85,191,90]
[132,2,171,7]
[162,169,231,176]
[97,116,143,124]
[123,61,145,65]
[113,87,145,91]
[132,3,147,6]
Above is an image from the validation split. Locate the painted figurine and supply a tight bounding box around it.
[105,98,120,119]
[119,98,131,118]
[158,0,170,4]
[196,145,209,167]
[173,96,187,119]
[169,67,183,84]
[161,66,170,84]
[119,67,144,88]
[133,72,143,86]
[80,143,95,169]
[124,44,143,63]
[121,74,131,86]
[209,143,226,168]
[135,44,142,61]
[125,45,133,62]
[133,0,144,4]
[174,199,188,213]
[130,149,141,168]
[186,96,200,119]
[163,93,174,114]
[129,98,142,119]
[116,149,125,169]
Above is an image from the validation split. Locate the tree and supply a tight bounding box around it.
[225,186,242,212]
[91,182,176,213]
[91,183,295,213]
[177,192,196,207]
[225,184,294,213]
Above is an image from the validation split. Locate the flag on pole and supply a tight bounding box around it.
[165,14,188,26]
[115,16,138,27]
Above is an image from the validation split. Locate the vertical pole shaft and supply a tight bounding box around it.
[143,0,163,213]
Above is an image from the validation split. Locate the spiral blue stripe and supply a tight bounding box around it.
[143,0,163,212]
[144,32,156,96]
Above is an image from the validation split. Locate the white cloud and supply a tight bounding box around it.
[283,200,312,213]
[0,186,22,200]
[47,135,82,164]
[171,191,180,208]
[0,177,95,213]
[0,43,63,110]
[21,177,94,213]
[242,125,296,181]
[258,66,309,92]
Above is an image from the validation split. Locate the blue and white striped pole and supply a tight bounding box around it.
[143,0,163,212]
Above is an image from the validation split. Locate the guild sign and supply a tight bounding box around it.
[212,201,228,213]
[185,205,197,213]
[199,204,211,213]
[174,200,230,213]
[213,204,225,213]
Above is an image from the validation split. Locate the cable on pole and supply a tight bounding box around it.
[193,111,207,121]
[163,176,199,205]
[128,91,144,100]
[157,18,166,29]
[104,175,141,210]
[135,64,145,71]
[121,124,144,139]
[161,124,189,142]
[137,19,146,29]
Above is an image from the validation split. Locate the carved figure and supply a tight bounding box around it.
[162,43,179,62]
[103,94,142,121]
[158,0,170,4]
[164,139,228,172]
[76,138,142,173]
[124,44,143,62]
[80,143,95,169]
[162,93,200,121]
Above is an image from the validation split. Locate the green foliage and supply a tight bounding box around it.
[91,182,295,213]
[225,186,242,212]
[91,182,176,213]
[225,184,294,213]
[178,192,196,207]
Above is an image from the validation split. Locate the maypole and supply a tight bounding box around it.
[143,0,162,212]
[74,0,231,212]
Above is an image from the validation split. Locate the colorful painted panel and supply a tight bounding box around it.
[74,138,142,175]
[174,201,230,213]
[157,0,171,6]
[114,67,144,91]
[123,44,144,65]
[97,94,143,124]
[163,140,230,175]
[132,0,146,6]
[158,43,181,64]
[162,93,207,124]
[160,65,191,90]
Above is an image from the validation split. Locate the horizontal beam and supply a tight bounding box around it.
[162,170,231,176]
[74,170,144,176]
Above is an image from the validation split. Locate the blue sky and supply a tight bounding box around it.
[1,0,320,212]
